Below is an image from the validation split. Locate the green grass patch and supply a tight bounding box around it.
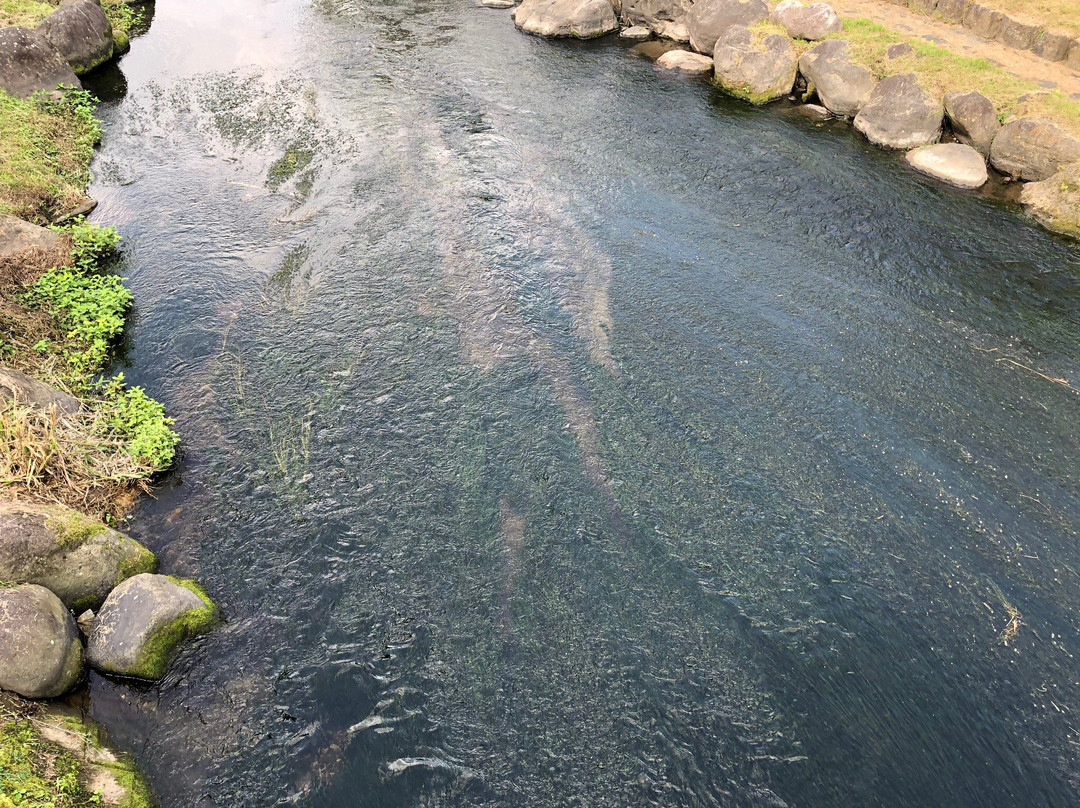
[0,718,103,808]
[0,0,56,28]
[831,19,1080,137]
[0,89,101,224]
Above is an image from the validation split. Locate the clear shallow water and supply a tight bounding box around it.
[80,0,1080,805]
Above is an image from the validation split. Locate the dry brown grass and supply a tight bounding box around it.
[0,398,150,519]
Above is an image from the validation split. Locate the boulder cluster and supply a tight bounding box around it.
[0,374,217,699]
[502,0,1080,234]
[0,0,129,99]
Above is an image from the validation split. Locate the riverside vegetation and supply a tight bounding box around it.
[1,6,218,807]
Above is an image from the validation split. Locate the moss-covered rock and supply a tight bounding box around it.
[0,501,158,612]
[1020,162,1080,240]
[36,0,115,76]
[712,25,797,105]
[87,573,218,680]
[1,692,155,808]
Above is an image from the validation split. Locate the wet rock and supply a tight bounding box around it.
[77,608,95,634]
[87,573,218,680]
[36,0,114,75]
[886,42,914,59]
[798,102,833,120]
[798,39,876,117]
[651,18,690,41]
[0,26,80,99]
[712,25,797,104]
[0,365,80,415]
[1032,31,1073,62]
[935,0,968,24]
[854,73,942,149]
[511,0,619,38]
[1020,162,1080,239]
[0,584,84,699]
[771,0,841,41]
[989,118,1080,181]
[905,143,988,188]
[962,4,1003,40]
[996,17,1040,51]
[0,502,158,612]
[619,24,653,39]
[685,0,768,55]
[0,213,66,258]
[944,90,999,156]
[655,48,714,74]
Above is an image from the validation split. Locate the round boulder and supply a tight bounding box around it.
[685,0,768,55]
[853,73,942,150]
[989,118,1080,182]
[0,364,80,415]
[905,143,988,189]
[87,574,218,680]
[0,502,158,613]
[798,39,876,117]
[655,49,714,74]
[1020,162,1080,239]
[712,25,797,104]
[0,26,80,99]
[511,0,619,38]
[772,0,842,41]
[0,584,84,699]
[944,90,999,157]
[36,0,114,75]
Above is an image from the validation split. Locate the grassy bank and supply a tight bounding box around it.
[0,697,153,808]
[1,89,178,520]
[833,19,1080,135]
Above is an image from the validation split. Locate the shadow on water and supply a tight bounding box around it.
[81,0,1080,805]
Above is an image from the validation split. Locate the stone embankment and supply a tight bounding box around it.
[502,0,1080,240]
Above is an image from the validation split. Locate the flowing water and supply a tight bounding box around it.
[79,0,1080,805]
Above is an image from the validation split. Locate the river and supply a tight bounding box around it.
[80,0,1080,805]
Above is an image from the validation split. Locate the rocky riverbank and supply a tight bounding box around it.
[506,0,1080,239]
[1,3,218,806]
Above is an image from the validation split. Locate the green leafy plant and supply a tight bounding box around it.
[101,375,179,470]
[23,223,131,375]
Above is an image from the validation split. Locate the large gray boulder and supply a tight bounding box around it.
[905,143,988,189]
[0,502,158,612]
[989,118,1080,181]
[685,0,768,55]
[621,0,690,29]
[1020,162,1080,240]
[944,90,999,156]
[87,573,217,680]
[712,25,798,104]
[771,0,842,41]
[962,3,1003,40]
[853,73,942,149]
[0,365,80,414]
[36,0,114,75]
[1032,31,1073,62]
[0,213,66,259]
[0,26,80,99]
[0,584,84,698]
[511,0,619,38]
[798,39,876,117]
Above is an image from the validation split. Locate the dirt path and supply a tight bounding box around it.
[830,0,1080,98]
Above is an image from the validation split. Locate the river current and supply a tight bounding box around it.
[80,0,1080,805]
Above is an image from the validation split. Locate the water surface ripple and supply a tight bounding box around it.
[83,0,1080,805]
